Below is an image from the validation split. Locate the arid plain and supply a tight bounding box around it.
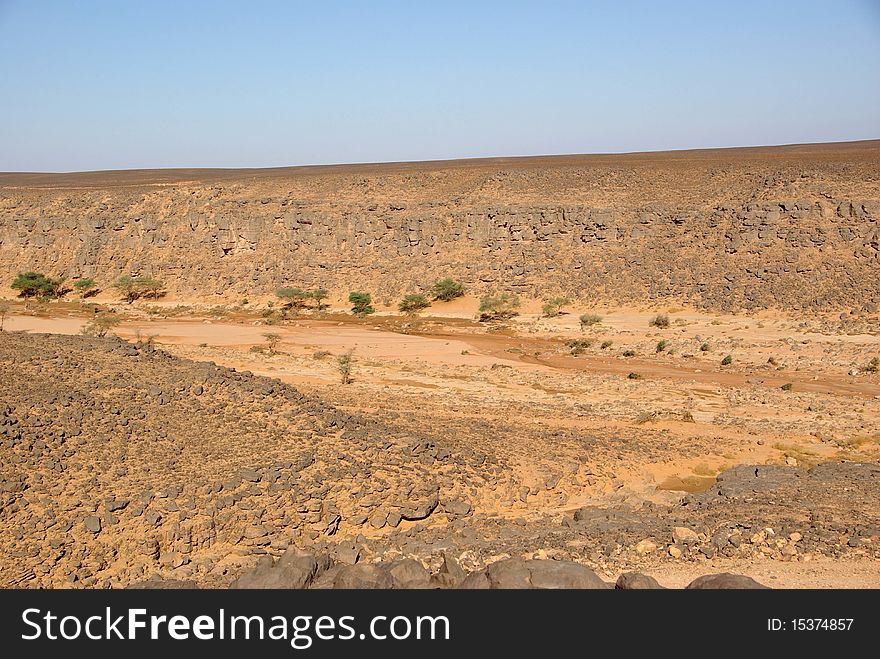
[1,141,878,588]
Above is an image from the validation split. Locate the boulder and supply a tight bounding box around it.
[685,573,769,589]
[615,572,665,589]
[232,547,321,589]
[332,564,393,589]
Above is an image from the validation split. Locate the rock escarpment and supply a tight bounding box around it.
[1,141,878,310]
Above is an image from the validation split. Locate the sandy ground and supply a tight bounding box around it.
[4,301,879,587]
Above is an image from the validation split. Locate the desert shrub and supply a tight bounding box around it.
[656,340,668,353]
[398,293,431,314]
[337,350,354,384]
[627,372,642,380]
[114,275,165,303]
[699,342,710,352]
[349,292,375,316]
[262,332,281,355]
[681,410,695,422]
[579,313,602,328]
[80,312,120,338]
[781,383,793,391]
[240,298,249,306]
[312,350,332,360]
[649,314,670,328]
[12,271,65,299]
[767,356,778,366]
[542,297,571,318]
[721,354,733,366]
[276,287,311,310]
[478,293,520,321]
[864,357,880,373]
[566,339,593,356]
[73,277,99,298]
[432,278,465,302]
[622,349,636,357]
[601,340,613,349]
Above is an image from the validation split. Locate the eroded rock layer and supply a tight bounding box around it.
[1,141,878,310]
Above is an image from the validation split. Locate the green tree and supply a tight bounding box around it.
[276,287,311,310]
[398,293,431,315]
[542,297,571,318]
[432,278,465,302]
[114,275,165,303]
[310,288,329,310]
[11,271,65,298]
[72,277,99,298]
[478,293,520,321]
[349,292,375,317]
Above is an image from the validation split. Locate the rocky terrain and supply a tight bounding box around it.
[1,140,879,311]
[1,331,877,588]
[1,141,878,589]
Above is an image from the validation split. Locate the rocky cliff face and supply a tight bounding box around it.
[2,141,878,311]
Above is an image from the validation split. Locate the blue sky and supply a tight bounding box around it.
[1,0,878,171]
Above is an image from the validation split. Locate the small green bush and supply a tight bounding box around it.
[398,293,431,314]
[478,293,520,321]
[699,342,710,352]
[80,312,120,338]
[864,357,879,373]
[781,383,793,391]
[627,372,642,380]
[721,354,733,366]
[649,314,670,328]
[656,340,668,353]
[566,339,593,356]
[601,340,613,349]
[579,313,602,328]
[337,350,354,384]
[349,292,375,316]
[432,278,465,302]
[622,349,636,357]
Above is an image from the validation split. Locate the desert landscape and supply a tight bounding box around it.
[1,140,879,589]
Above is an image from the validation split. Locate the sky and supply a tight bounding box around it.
[1,0,879,172]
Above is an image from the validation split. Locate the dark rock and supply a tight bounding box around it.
[615,572,665,589]
[431,552,466,588]
[686,573,769,589]
[388,559,431,588]
[232,547,321,589]
[331,564,393,589]
[84,516,101,533]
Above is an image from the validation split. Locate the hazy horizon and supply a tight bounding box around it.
[2,0,879,172]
